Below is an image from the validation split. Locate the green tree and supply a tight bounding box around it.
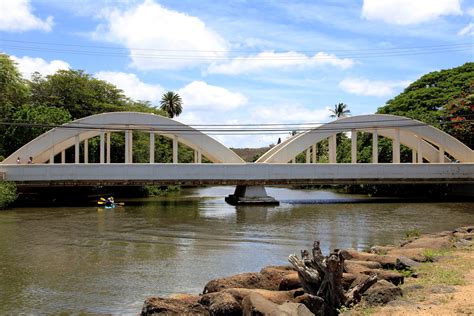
[160,91,183,118]
[329,103,350,118]
[3,104,72,154]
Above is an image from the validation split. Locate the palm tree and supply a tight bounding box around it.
[329,103,350,118]
[160,91,183,118]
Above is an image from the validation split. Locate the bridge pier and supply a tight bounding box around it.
[225,185,279,206]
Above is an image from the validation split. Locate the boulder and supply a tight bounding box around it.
[168,293,200,304]
[293,293,330,316]
[342,273,357,291]
[204,267,295,294]
[141,297,208,315]
[202,288,302,305]
[395,256,421,271]
[199,292,241,316]
[363,280,403,306]
[401,235,452,250]
[341,249,398,269]
[344,261,382,274]
[369,245,395,255]
[362,269,404,286]
[387,248,426,262]
[242,292,312,316]
[279,271,302,290]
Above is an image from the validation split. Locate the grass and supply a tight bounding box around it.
[404,229,421,240]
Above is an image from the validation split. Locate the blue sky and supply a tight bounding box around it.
[0,0,472,147]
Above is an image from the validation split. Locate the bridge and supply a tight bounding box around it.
[1,112,472,204]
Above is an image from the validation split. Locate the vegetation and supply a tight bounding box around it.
[0,181,17,209]
[329,102,350,118]
[160,91,183,118]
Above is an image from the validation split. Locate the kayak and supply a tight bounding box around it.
[104,203,116,209]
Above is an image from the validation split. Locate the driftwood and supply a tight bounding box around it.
[289,241,378,311]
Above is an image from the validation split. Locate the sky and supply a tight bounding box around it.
[0,0,472,148]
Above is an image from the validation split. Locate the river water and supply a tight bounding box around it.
[0,186,472,314]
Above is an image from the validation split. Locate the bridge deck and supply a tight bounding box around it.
[0,163,473,187]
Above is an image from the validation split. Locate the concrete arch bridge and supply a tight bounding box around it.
[0,112,472,203]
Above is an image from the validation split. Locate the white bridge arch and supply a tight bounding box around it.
[257,114,473,164]
[2,112,244,164]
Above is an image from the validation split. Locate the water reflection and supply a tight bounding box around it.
[0,186,472,314]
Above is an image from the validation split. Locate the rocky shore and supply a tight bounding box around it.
[141,226,474,315]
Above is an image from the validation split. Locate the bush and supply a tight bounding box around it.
[0,181,17,209]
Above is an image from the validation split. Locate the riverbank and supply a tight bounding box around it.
[142,225,474,315]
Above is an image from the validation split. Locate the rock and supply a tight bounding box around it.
[293,293,330,316]
[362,269,404,286]
[202,288,302,305]
[454,232,474,240]
[279,271,301,290]
[387,248,426,262]
[141,297,208,315]
[395,256,421,270]
[403,284,424,294]
[342,273,357,291]
[402,235,452,250]
[341,249,398,269]
[168,293,200,304]
[207,292,241,316]
[364,280,403,306]
[242,292,312,316]
[344,260,382,274]
[204,267,295,294]
[454,238,474,248]
[455,226,474,233]
[370,245,395,255]
[430,285,457,294]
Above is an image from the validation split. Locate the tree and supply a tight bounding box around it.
[329,103,350,118]
[160,91,183,118]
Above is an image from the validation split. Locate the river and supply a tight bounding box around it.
[0,186,472,314]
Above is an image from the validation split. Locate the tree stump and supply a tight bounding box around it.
[289,241,378,312]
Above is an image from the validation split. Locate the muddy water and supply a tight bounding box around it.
[0,186,472,314]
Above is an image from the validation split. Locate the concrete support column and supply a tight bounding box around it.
[351,129,357,164]
[291,158,295,164]
[75,135,80,164]
[312,144,317,163]
[193,150,197,163]
[173,136,178,163]
[412,149,417,163]
[61,151,65,164]
[49,149,54,164]
[125,131,129,163]
[149,132,155,163]
[417,137,423,164]
[393,128,400,164]
[225,185,279,205]
[197,149,202,163]
[372,129,378,164]
[306,148,310,164]
[128,131,133,163]
[329,134,337,163]
[100,131,105,164]
[84,139,88,164]
[106,132,111,164]
[438,145,445,163]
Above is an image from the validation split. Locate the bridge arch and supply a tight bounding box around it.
[257,114,473,163]
[1,112,244,164]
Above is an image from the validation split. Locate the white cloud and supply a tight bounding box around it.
[467,7,474,16]
[458,23,474,36]
[339,77,410,97]
[93,0,228,70]
[207,51,354,75]
[11,56,69,79]
[178,81,247,111]
[0,0,53,32]
[95,71,164,103]
[362,0,462,25]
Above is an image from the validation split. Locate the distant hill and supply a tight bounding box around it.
[231,146,272,162]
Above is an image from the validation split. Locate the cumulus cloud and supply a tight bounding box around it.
[11,56,69,79]
[178,81,247,111]
[458,23,474,36]
[207,51,354,75]
[361,0,462,25]
[339,77,410,97]
[0,0,53,32]
[93,0,228,70]
[95,71,164,103]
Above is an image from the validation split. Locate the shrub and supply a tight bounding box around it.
[0,181,17,209]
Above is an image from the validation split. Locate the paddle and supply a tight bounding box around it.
[97,201,125,206]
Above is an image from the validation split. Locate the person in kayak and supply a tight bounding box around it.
[105,197,114,207]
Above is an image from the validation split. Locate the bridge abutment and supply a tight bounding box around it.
[225,185,279,206]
